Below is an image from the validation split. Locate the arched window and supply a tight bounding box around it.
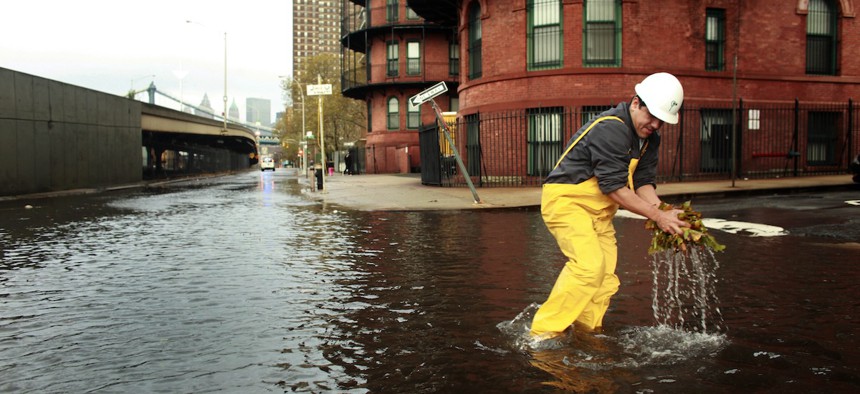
[468,2,482,80]
[806,0,838,75]
[387,97,400,130]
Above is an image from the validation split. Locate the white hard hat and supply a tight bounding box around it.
[634,72,684,124]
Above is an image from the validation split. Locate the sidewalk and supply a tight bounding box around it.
[2,169,853,210]
[302,171,857,211]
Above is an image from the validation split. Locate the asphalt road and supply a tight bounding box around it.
[687,189,860,243]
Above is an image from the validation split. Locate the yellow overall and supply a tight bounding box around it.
[530,116,645,338]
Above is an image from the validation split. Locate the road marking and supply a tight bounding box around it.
[616,210,787,237]
[700,219,787,237]
[846,200,860,206]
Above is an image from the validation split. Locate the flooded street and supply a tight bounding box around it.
[1,170,858,393]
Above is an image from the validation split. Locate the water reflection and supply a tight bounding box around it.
[0,174,858,392]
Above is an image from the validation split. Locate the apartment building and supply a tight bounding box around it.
[294,0,342,81]
[342,0,459,173]
[403,0,860,185]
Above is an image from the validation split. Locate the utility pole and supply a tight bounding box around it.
[307,76,333,192]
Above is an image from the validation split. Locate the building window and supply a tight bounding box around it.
[387,97,400,129]
[387,41,399,77]
[449,41,460,76]
[747,109,760,130]
[528,0,562,70]
[450,97,459,112]
[528,107,564,176]
[806,0,838,75]
[468,2,482,80]
[407,100,420,129]
[705,8,726,71]
[407,41,421,75]
[700,109,734,173]
[387,0,399,23]
[465,114,481,175]
[366,45,372,82]
[367,100,372,132]
[583,0,620,67]
[807,111,839,165]
[581,105,612,126]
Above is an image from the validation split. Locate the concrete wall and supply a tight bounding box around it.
[0,67,142,196]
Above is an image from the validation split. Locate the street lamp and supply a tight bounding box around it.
[293,80,308,151]
[187,20,227,133]
[172,66,188,112]
[281,77,310,177]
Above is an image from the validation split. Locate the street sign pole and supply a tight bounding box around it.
[410,82,481,204]
[307,77,333,192]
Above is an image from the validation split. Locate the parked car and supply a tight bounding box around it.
[261,156,275,171]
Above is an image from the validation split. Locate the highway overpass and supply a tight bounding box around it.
[0,67,260,197]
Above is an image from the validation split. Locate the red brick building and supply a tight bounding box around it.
[410,0,857,111]
[400,0,860,185]
[342,0,460,174]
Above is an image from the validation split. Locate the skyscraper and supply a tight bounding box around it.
[292,0,341,80]
[228,99,240,121]
[246,97,271,126]
[195,93,215,119]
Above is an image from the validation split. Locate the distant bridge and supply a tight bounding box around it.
[133,82,277,138]
[0,67,264,197]
[140,102,260,180]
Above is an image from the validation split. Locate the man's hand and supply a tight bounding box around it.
[653,208,689,235]
[607,186,689,235]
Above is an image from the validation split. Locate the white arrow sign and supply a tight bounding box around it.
[307,84,332,96]
[409,82,448,107]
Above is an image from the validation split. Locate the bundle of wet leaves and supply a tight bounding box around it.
[645,201,726,254]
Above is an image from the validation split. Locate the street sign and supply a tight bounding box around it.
[307,84,332,96]
[409,81,448,107]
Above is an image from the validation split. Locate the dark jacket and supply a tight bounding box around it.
[544,102,660,194]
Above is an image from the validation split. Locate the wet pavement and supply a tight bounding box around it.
[290,168,856,211]
[0,169,858,393]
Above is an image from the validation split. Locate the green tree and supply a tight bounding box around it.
[275,54,365,163]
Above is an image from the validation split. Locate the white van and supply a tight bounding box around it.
[260,156,275,171]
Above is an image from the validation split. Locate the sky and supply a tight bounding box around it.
[1,0,293,126]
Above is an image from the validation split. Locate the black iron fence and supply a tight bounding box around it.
[419,99,859,187]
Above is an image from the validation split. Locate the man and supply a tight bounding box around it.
[530,72,690,340]
[344,151,354,175]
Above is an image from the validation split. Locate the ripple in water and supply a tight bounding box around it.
[498,244,728,385]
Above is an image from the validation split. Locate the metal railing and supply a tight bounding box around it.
[419,99,859,187]
[342,61,457,92]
